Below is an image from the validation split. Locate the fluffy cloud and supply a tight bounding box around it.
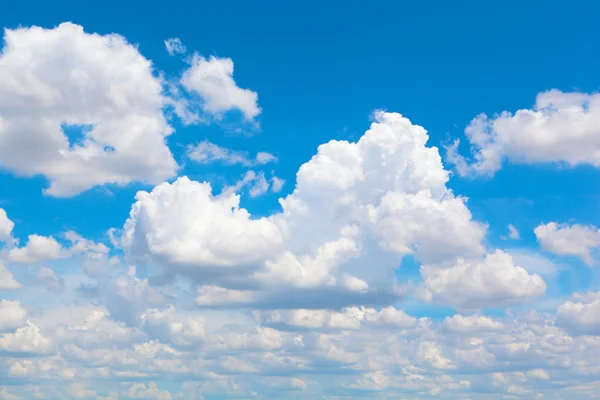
[447,89,600,176]
[122,177,283,271]
[535,222,600,265]
[0,23,177,196]
[180,55,261,121]
[122,112,495,309]
[4,234,67,263]
[418,250,546,310]
[0,262,20,289]
[187,140,277,166]
[0,300,27,332]
[0,208,14,242]
[556,291,600,335]
[0,321,52,355]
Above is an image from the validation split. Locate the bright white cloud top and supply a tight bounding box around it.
[0,19,599,400]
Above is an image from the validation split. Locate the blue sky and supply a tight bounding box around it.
[1,1,600,399]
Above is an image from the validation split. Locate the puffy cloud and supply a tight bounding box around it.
[0,208,14,242]
[0,262,20,289]
[181,55,261,121]
[443,314,504,333]
[187,140,277,166]
[556,291,600,335]
[418,250,546,310]
[164,37,186,56]
[4,234,67,263]
[122,112,490,309]
[535,222,600,265]
[122,177,283,272]
[0,300,27,332]
[447,89,600,176]
[0,22,177,196]
[0,321,51,355]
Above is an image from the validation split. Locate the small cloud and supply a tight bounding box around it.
[187,140,277,167]
[502,224,520,240]
[164,37,186,56]
[255,152,278,164]
[271,176,285,193]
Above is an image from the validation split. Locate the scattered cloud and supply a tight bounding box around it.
[447,89,600,176]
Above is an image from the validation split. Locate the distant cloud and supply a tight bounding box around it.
[187,140,277,167]
[164,37,186,56]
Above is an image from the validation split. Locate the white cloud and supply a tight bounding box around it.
[506,224,520,240]
[124,382,172,400]
[122,112,488,308]
[0,208,14,242]
[0,23,177,196]
[271,176,285,192]
[418,250,546,310]
[187,140,277,167]
[181,55,261,121]
[0,300,27,332]
[0,262,20,289]
[4,234,67,263]
[443,314,504,333]
[195,285,257,307]
[528,369,550,380]
[535,222,600,265]
[255,151,278,164]
[447,89,600,176]
[556,291,600,335]
[122,177,283,272]
[0,321,52,354]
[164,37,186,56]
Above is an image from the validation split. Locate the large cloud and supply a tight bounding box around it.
[122,112,488,308]
[447,89,600,176]
[0,22,177,196]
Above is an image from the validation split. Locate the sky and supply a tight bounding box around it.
[1,0,600,399]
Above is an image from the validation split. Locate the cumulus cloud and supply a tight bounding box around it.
[447,89,600,176]
[418,250,547,310]
[4,234,67,263]
[122,177,283,271]
[122,112,495,309]
[187,140,277,167]
[0,208,14,242]
[164,37,186,56]
[535,222,600,265]
[0,262,20,289]
[556,291,600,335]
[181,55,261,121]
[0,300,27,332]
[0,321,52,355]
[0,23,177,196]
